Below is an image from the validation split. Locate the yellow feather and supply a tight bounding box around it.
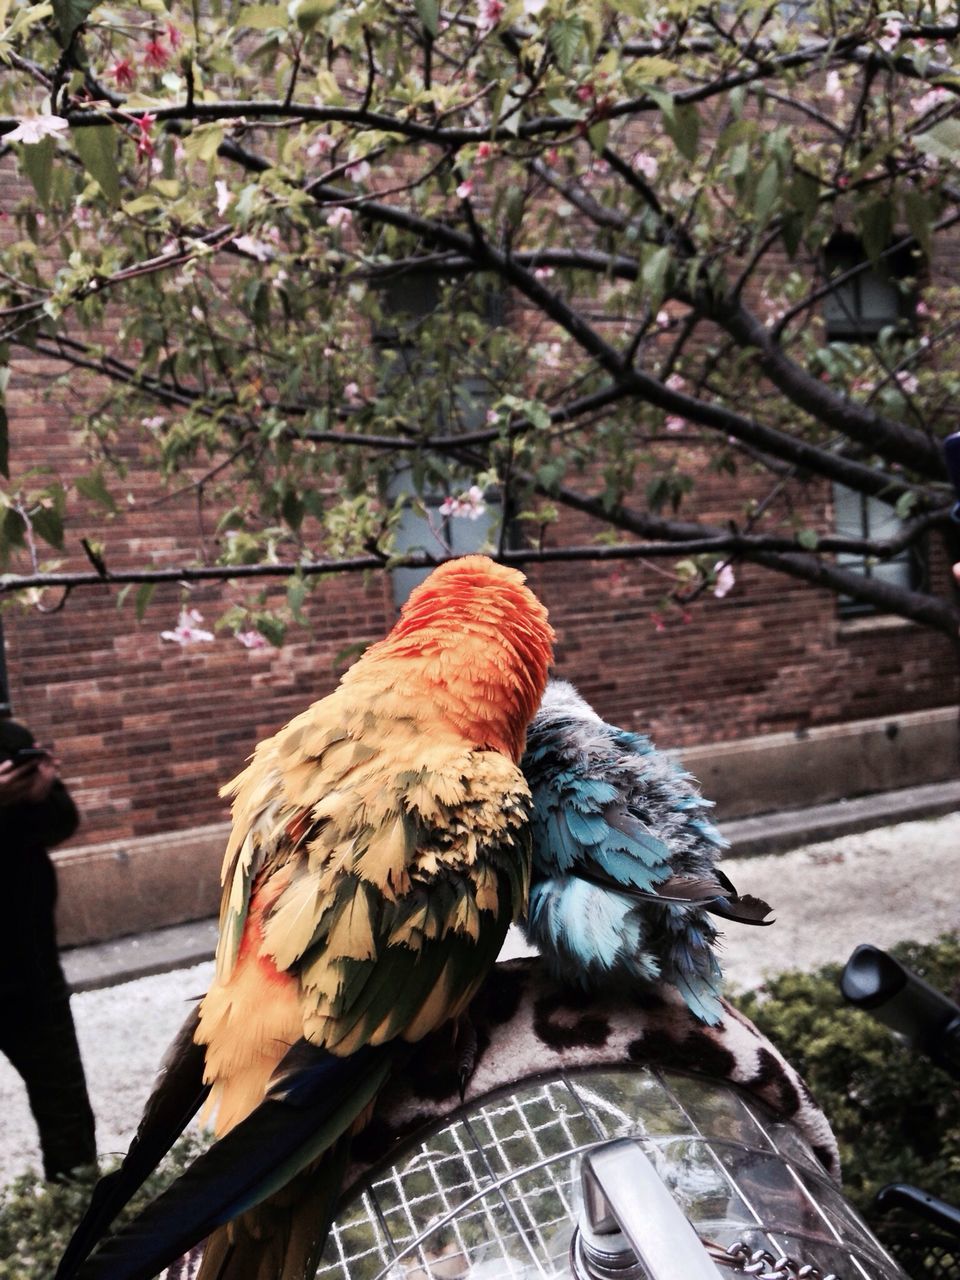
[356,812,412,897]
[325,889,377,962]
[262,873,325,971]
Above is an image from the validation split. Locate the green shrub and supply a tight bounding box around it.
[737,934,960,1245]
[0,1134,208,1279]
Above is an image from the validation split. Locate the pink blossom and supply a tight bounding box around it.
[477,141,493,159]
[894,370,919,395]
[713,563,735,598]
[133,112,156,161]
[916,299,930,317]
[344,381,362,404]
[111,58,136,90]
[534,266,555,280]
[306,132,335,158]
[652,612,666,632]
[167,24,182,49]
[456,179,474,199]
[215,180,233,217]
[824,70,843,101]
[439,485,487,520]
[632,151,658,180]
[878,19,901,52]
[665,372,686,392]
[665,415,686,432]
[161,608,215,646]
[326,205,353,229]
[233,234,275,261]
[6,114,69,145]
[485,408,499,425]
[346,157,371,183]
[143,37,169,69]
[141,415,165,429]
[478,0,505,34]
[654,18,673,38]
[911,86,950,115]
[656,309,671,327]
[236,629,268,650]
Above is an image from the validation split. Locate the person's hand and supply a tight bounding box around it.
[0,754,57,806]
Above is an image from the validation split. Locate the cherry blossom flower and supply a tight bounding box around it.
[6,114,69,145]
[111,58,136,90]
[344,381,362,404]
[654,18,673,38]
[133,112,156,160]
[440,485,487,520]
[824,70,844,101]
[74,202,93,230]
[456,179,474,199]
[326,205,353,229]
[478,0,505,34]
[236,629,268,650]
[141,415,166,430]
[485,408,499,425]
[476,141,493,159]
[878,19,902,52]
[167,24,182,49]
[534,266,555,280]
[215,180,233,216]
[345,157,371,183]
[233,234,275,261]
[306,132,335,158]
[894,370,919,395]
[651,612,666,632]
[916,299,930,317]
[632,151,658,180]
[656,309,671,327]
[911,86,950,116]
[665,415,686,432]
[713,563,735,598]
[161,608,215,646]
[143,37,169,69]
[665,372,686,392]
[523,0,547,13]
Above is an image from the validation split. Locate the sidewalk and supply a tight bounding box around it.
[3,802,960,1181]
[60,779,960,993]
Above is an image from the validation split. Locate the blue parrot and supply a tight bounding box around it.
[520,681,772,1025]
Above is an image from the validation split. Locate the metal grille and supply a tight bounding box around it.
[876,1227,960,1280]
[315,1068,908,1280]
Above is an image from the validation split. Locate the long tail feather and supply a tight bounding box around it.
[56,1003,210,1280]
[73,1041,400,1280]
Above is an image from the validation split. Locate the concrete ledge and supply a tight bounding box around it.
[53,822,229,948]
[678,706,959,820]
[724,778,960,857]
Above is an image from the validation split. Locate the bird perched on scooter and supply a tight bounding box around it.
[521,681,772,1025]
[56,555,554,1280]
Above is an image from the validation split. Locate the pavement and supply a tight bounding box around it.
[2,789,959,1181]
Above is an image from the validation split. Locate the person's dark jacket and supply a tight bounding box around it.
[0,720,79,991]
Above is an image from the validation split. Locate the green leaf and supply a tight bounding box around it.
[587,118,609,153]
[549,17,585,73]
[50,0,101,43]
[414,0,438,36]
[895,491,917,520]
[754,160,780,225]
[75,468,118,514]
[662,103,699,161]
[135,581,156,621]
[72,124,120,207]
[20,135,54,208]
[796,528,819,550]
[903,189,934,259]
[913,118,960,164]
[641,245,672,309]
[30,505,64,549]
[858,199,893,264]
[240,3,288,28]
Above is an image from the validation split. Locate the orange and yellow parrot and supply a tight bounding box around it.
[57,555,554,1280]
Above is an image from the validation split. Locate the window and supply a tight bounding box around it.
[822,232,918,343]
[375,273,509,608]
[832,484,924,618]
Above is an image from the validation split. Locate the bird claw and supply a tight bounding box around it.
[455,1016,479,1103]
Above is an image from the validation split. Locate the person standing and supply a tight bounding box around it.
[0,717,96,1180]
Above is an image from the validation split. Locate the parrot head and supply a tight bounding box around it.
[359,555,555,762]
